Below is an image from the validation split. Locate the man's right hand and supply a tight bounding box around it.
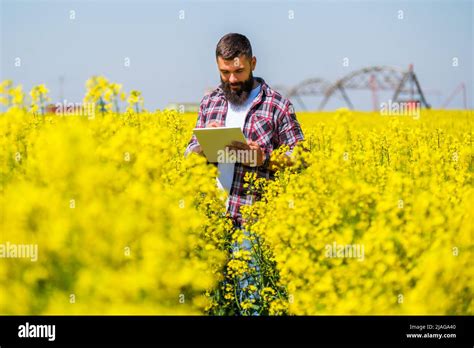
[206,121,222,128]
[193,121,222,155]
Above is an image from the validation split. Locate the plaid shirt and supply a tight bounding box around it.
[184,76,304,227]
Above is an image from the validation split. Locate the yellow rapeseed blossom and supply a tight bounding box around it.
[0,101,230,314]
[240,110,473,315]
[1,79,472,316]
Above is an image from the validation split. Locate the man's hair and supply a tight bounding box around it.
[215,33,253,61]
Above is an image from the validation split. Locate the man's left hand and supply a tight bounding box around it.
[226,140,265,167]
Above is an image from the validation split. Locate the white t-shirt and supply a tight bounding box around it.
[217,83,261,209]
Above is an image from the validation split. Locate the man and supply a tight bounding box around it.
[184,33,304,229]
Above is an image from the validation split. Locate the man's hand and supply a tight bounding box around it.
[226,140,265,167]
[192,121,222,156]
[206,121,222,128]
[191,144,205,156]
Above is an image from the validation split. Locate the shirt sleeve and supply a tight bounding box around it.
[277,100,305,156]
[184,96,208,157]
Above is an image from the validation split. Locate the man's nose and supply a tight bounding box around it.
[229,74,239,84]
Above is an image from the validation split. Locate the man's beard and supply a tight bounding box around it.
[220,73,255,106]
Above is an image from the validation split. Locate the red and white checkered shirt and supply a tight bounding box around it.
[184,77,305,227]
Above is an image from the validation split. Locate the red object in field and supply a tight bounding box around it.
[406,100,419,111]
[45,104,59,114]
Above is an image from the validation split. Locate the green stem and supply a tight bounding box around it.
[233,278,242,314]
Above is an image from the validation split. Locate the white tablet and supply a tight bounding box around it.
[193,127,248,163]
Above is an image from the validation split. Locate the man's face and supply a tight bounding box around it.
[217,54,257,106]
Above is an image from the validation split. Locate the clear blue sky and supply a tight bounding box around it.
[1,0,472,110]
